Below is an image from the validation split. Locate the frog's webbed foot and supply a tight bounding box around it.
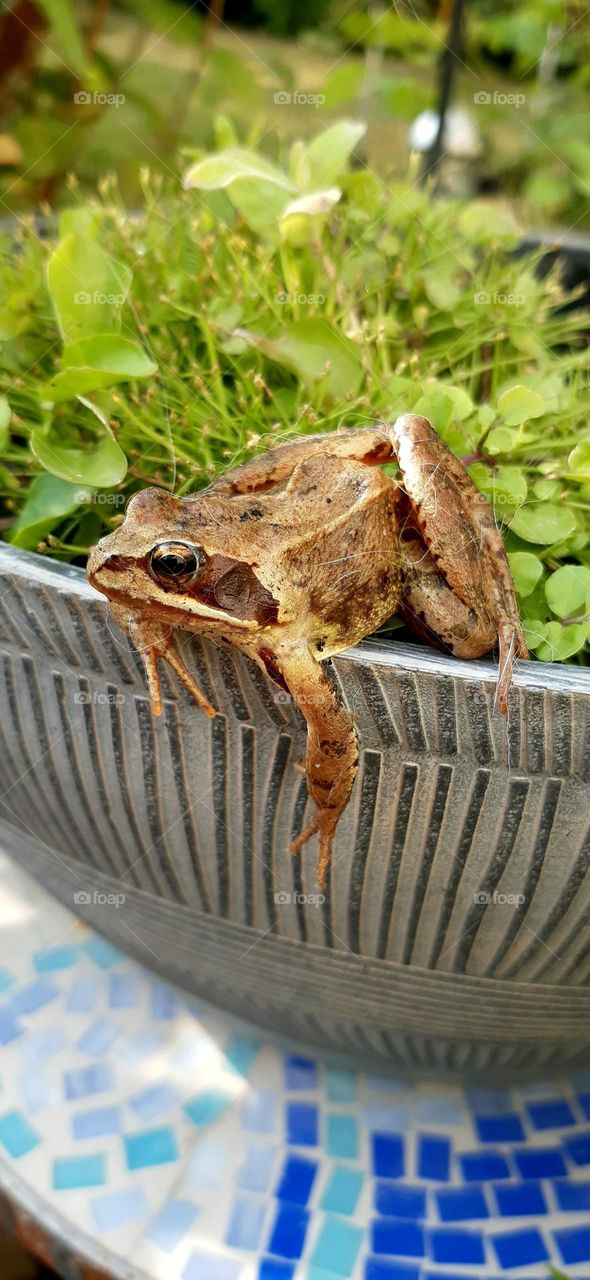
[108,604,217,719]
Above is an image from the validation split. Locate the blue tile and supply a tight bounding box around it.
[184,1090,232,1126]
[286,1102,318,1147]
[23,1026,66,1063]
[77,1018,118,1057]
[92,1187,147,1232]
[66,979,97,1013]
[131,1082,180,1121]
[554,1178,590,1211]
[467,1088,512,1113]
[0,969,13,994]
[237,1144,277,1193]
[73,1106,121,1139]
[285,1056,318,1091]
[375,1184,426,1220]
[429,1228,485,1265]
[311,1217,363,1276]
[224,1035,259,1077]
[554,1225,590,1265]
[363,1104,410,1133]
[371,1219,425,1257]
[0,1110,39,1158]
[20,1072,54,1115]
[565,1129,590,1165]
[365,1264,420,1280]
[53,1155,106,1190]
[64,1065,112,1100]
[259,1263,295,1280]
[276,1155,317,1205]
[527,1099,576,1129]
[268,1203,309,1259]
[34,946,78,971]
[243,1089,276,1133]
[145,1199,197,1252]
[108,974,137,1008]
[83,938,122,969]
[327,1115,358,1159]
[371,1133,404,1178]
[183,1253,241,1280]
[225,1194,266,1250]
[514,1147,566,1178]
[492,1228,548,1270]
[436,1186,488,1221]
[417,1134,450,1181]
[325,1068,357,1104]
[0,1008,22,1045]
[9,978,58,1016]
[423,1274,492,1280]
[494,1181,547,1216]
[124,1125,178,1170]
[415,1095,465,1125]
[321,1168,363,1216]
[459,1151,511,1181]
[150,983,177,1020]
[579,1091,590,1120]
[474,1113,524,1143]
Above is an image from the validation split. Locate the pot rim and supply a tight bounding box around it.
[1,541,588,698]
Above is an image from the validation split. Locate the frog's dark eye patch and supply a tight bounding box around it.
[149,541,203,588]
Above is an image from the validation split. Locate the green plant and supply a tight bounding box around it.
[1,122,589,663]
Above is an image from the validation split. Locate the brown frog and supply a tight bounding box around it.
[87,415,527,888]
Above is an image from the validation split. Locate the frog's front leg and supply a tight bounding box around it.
[108,603,217,719]
[261,643,358,890]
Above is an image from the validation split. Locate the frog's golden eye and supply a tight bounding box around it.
[149,541,203,587]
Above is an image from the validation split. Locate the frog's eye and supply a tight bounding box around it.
[149,541,202,586]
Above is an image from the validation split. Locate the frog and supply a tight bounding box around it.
[87,414,527,889]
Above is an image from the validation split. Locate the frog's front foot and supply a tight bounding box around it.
[108,604,218,719]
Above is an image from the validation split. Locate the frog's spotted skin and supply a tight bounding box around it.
[88,415,526,888]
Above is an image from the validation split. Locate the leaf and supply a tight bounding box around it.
[487,426,518,454]
[305,121,366,188]
[9,474,86,549]
[280,188,341,219]
[31,422,127,486]
[36,0,87,77]
[421,262,462,310]
[545,565,590,619]
[183,148,294,193]
[498,384,545,425]
[508,551,544,599]
[236,319,363,401]
[46,336,157,401]
[321,63,365,109]
[569,442,590,479]
[47,234,132,344]
[510,502,577,545]
[535,621,588,663]
[413,390,453,432]
[0,396,10,451]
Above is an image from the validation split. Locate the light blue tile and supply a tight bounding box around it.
[326,1115,358,1159]
[77,1018,119,1057]
[109,974,138,1008]
[415,1095,465,1125]
[362,1104,410,1132]
[83,938,122,970]
[23,1026,66,1064]
[243,1089,276,1133]
[53,1154,106,1190]
[325,1069,357,1105]
[145,1199,198,1252]
[0,1110,39,1157]
[237,1143,277,1193]
[131,1082,180,1122]
[9,978,58,1016]
[320,1167,363,1216]
[64,1065,112,1100]
[73,1106,121,1139]
[0,970,14,995]
[20,1071,54,1115]
[187,1135,229,1188]
[184,1090,232,1127]
[311,1216,363,1277]
[125,1125,178,1170]
[34,946,79,972]
[225,1194,266,1250]
[224,1034,260,1078]
[0,1007,21,1046]
[150,983,178,1020]
[92,1187,147,1232]
[183,1252,241,1280]
[118,1029,166,1063]
[66,979,98,1013]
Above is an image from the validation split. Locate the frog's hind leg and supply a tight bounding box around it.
[209,427,397,495]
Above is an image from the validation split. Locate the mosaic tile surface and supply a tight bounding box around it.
[0,852,589,1280]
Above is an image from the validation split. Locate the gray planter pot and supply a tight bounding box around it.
[0,542,589,1081]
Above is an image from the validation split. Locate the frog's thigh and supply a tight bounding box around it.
[210,428,396,494]
[400,532,496,659]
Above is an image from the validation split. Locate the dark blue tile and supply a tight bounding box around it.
[259,1262,295,1280]
[371,1133,404,1179]
[459,1151,511,1182]
[435,1187,488,1221]
[371,1219,424,1258]
[375,1184,426,1219]
[565,1129,590,1165]
[578,1091,590,1120]
[429,1228,485,1265]
[365,1262,420,1280]
[494,1181,547,1216]
[417,1134,450,1181]
[474,1114,524,1143]
[555,1226,590,1265]
[285,1103,318,1147]
[275,1156,317,1206]
[284,1057,317,1091]
[513,1147,566,1179]
[554,1179,590,1211]
[492,1228,548,1270]
[527,1099,576,1130]
[267,1205,309,1260]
